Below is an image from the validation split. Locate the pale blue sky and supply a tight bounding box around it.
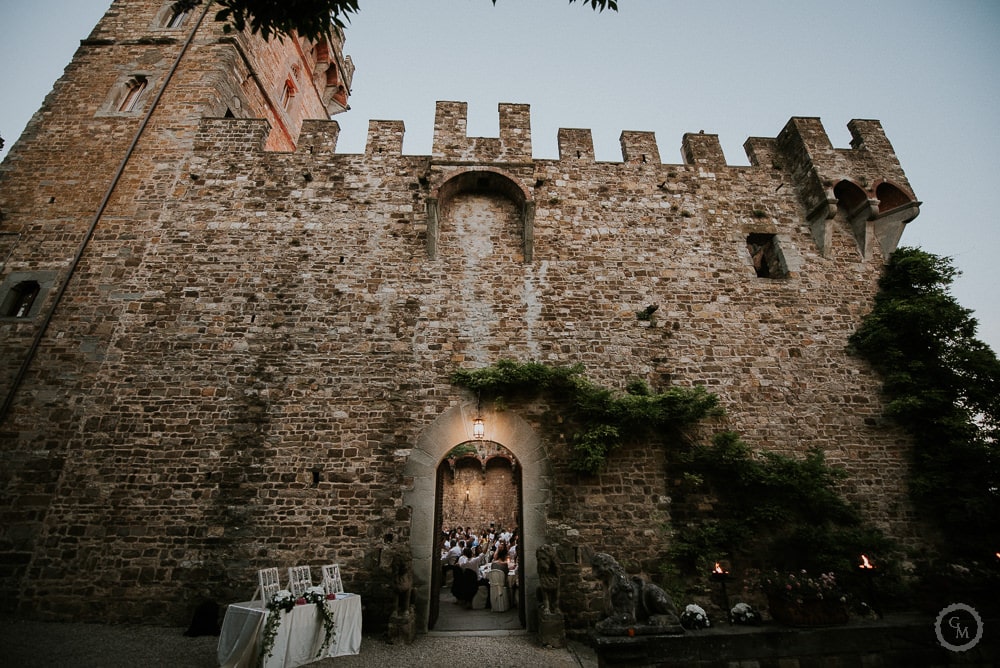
[2,1,998,352]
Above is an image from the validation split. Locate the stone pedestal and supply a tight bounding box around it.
[593,629,685,668]
[538,610,566,648]
[387,608,416,645]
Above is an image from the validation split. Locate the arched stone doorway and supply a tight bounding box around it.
[403,401,550,632]
[433,443,522,631]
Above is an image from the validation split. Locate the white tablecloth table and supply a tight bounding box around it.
[218,593,362,668]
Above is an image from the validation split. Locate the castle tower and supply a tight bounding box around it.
[0,0,350,614]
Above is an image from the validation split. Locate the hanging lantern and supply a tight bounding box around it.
[473,416,485,440]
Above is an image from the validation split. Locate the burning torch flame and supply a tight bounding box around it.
[859,554,874,569]
[713,562,727,574]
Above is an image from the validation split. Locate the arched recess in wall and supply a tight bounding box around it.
[402,401,550,632]
[834,179,879,260]
[873,180,921,259]
[425,168,535,261]
[440,443,519,534]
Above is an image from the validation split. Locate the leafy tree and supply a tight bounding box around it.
[849,247,1000,558]
[172,0,618,42]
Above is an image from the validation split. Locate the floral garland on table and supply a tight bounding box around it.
[258,587,337,667]
[304,586,338,658]
[259,590,294,667]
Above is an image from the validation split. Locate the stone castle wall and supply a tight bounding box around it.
[0,1,922,631]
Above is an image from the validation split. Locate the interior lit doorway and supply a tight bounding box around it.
[429,440,526,631]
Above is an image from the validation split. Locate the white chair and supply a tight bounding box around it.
[321,563,344,594]
[287,565,313,597]
[471,582,490,610]
[251,567,281,606]
[488,568,511,612]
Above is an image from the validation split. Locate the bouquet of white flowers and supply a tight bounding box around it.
[679,603,711,630]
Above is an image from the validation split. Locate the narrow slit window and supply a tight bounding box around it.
[2,280,40,318]
[119,76,147,112]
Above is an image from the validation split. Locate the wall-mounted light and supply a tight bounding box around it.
[472,416,485,440]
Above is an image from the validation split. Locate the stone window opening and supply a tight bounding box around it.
[165,7,190,28]
[118,76,147,113]
[746,233,787,279]
[2,280,40,318]
[280,80,295,110]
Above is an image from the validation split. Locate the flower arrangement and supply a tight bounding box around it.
[757,570,845,604]
[755,569,849,626]
[259,587,337,666]
[729,602,761,625]
[679,603,711,630]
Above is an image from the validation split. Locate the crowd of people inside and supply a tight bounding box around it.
[440,523,519,609]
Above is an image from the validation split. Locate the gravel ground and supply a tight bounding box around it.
[0,616,597,668]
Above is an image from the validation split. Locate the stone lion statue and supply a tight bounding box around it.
[536,544,560,615]
[591,552,679,634]
[387,543,414,617]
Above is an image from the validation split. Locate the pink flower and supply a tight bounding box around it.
[295,597,307,605]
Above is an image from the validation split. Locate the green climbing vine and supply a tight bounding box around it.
[451,360,896,593]
[450,359,720,474]
[670,431,894,577]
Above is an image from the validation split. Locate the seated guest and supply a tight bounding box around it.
[492,541,509,565]
[459,546,489,572]
[453,547,488,605]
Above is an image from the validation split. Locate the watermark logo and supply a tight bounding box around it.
[934,603,983,652]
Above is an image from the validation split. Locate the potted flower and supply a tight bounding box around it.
[729,602,761,625]
[679,603,711,630]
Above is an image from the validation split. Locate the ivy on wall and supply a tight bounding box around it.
[450,360,720,474]
[451,360,893,584]
[671,431,893,577]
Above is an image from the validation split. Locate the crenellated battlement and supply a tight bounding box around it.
[194,101,911,175]
[190,101,920,262]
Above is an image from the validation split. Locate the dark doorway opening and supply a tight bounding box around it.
[429,441,525,631]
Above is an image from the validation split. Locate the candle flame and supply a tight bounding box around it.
[713,562,727,574]
[859,554,874,569]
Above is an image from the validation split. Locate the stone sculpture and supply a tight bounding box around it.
[591,552,681,635]
[384,541,416,644]
[536,543,566,648]
[388,543,414,617]
[536,543,561,615]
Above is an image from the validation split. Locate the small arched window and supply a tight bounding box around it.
[875,182,913,213]
[119,76,148,112]
[2,280,40,318]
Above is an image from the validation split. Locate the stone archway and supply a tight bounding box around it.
[403,400,551,632]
